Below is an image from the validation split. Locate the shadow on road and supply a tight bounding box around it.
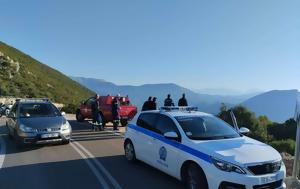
[0,155,184,189]
[96,155,184,189]
[0,158,101,189]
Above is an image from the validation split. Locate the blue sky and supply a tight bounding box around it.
[0,0,299,93]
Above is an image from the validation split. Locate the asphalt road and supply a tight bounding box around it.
[0,116,184,189]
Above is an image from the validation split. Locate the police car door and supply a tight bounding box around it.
[135,113,159,166]
[153,114,181,177]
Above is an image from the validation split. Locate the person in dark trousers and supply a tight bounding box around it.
[91,94,103,131]
[178,93,188,106]
[164,94,174,106]
[112,94,121,131]
[150,97,157,110]
[142,96,152,111]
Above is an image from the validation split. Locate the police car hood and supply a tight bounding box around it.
[191,136,281,166]
[19,116,65,129]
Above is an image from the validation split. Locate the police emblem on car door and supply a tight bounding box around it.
[159,146,167,161]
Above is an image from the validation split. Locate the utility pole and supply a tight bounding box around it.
[286,94,300,188]
[292,99,300,178]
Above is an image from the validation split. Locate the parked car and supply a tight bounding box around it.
[6,98,72,148]
[124,107,286,189]
[0,103,12,117]
[76,95,137,126]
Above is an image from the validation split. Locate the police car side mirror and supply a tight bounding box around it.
[164,132,178,140]
[239,127,250,134]
[61,112,66,116]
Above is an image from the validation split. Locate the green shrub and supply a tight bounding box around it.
[269,139,295,155]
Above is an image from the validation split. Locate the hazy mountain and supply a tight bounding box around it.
[0,41,93,104]
[242,90,299,123]
[193,88,262,96]
[71,76,253,113]
[72,77,299,122]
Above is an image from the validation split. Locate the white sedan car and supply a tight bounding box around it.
[124,107,286,189]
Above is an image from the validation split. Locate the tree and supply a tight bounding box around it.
[218,105,268,142]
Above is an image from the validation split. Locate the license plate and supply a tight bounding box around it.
[260,174,279,184]
[41,133,59,139]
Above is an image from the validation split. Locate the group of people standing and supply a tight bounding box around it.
[91,94,120,131]
[142,93,188,111]
[141,96,157,111]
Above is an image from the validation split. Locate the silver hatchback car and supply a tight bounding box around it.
[6,98,72,148]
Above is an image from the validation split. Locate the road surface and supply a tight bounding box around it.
[0,115,183,189]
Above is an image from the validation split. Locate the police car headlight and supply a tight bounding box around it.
[20,124,37,132]
[61,121,71,131]
[212,157,246,174]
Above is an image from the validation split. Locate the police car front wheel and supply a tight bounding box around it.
[124,141,136,162]
[185,164,208,189]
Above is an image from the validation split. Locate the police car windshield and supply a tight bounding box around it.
[19,103,61,118]
[175,116,240,140]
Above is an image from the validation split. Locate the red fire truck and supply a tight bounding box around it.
[76,95,137,126]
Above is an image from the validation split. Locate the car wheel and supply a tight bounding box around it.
[6,123,13,140]
[14,131,24,149]
[120,119,128,127]
[62,140,70,145]
[124,141,136,162]
[5,109,10,116]
[76,110,84,122]
[185,164,208,189]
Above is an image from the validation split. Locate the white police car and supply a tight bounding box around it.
[124,107,286,189]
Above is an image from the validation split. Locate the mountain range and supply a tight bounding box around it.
[71,76,299,122]
[71,76,232,113]
[242,90,299,123]
[71,77,299,123]
[0,41,297,123]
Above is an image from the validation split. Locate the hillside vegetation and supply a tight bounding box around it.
[0,41,93,106]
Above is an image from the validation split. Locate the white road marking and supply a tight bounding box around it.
[71,140,123,189]
[0,136,6,169]
[70,142,110,189]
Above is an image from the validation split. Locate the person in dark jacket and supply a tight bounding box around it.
[91,94,103,131]
[164,94,174,106]
[112,95,121,131]
[142,96,152,111]
[178,93,188,106]
[150,97,157,110]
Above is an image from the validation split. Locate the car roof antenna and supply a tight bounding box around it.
[230,110,239,132]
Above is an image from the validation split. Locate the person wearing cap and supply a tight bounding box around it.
[91,94,103,131]
[164,94,174,107]
[112,94,121,131]
[178,93,188,106]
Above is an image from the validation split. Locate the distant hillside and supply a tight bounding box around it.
[243,90,299,123]
[0,41,93,104]
[71,76,254,113]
